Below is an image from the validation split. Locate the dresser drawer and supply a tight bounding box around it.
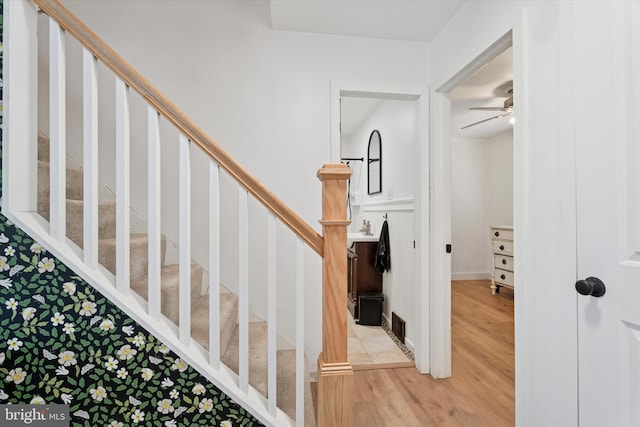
[493,268,514,287]
[492,228,513,241]
[492,240,513,256]
[493,254,514,272]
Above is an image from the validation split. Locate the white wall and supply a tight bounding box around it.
[342,99,415,231]
[56,0,430,366]
[451,131,513,280]
[451,137,489,279]
[342,98,416,345]
[486,131,513,226]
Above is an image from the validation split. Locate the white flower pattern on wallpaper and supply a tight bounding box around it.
[62,281,76,295]
[58,350,77,367]
[0,255,10,271]
[4,297,17,310]
[0,213,260,426]
[5,367,26,384]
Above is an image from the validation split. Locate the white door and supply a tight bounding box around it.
[575,2,640,425]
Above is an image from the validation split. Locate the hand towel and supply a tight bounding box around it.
[375,220,391,273]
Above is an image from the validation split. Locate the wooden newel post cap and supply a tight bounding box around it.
[317,163,352,181]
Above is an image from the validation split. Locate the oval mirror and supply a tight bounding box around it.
[367,130,382,195]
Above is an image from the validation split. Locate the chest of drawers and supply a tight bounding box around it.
[490,226,513,295]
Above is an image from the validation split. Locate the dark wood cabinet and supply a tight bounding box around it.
[347,241,382,318]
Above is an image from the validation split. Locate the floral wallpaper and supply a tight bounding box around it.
[0,217,261,426]
[0,2,262,426]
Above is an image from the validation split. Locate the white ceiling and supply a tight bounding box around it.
[270,0,465,42]
[270,0,512,140]
[450,47,513,139]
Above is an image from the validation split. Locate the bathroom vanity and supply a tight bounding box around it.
[347,234,382,319]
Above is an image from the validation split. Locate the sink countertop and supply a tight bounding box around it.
[347,233,379,245]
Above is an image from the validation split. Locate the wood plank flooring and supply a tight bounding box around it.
[352,280,514,426]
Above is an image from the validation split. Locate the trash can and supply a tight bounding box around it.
[357,292,384,326]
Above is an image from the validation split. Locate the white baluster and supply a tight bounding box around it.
[209,162,221,368]
[50,20,66,241]
[115,78,130,293]
[267,213,277,416]
[238,188,249,393]
[2,0,38,214]
[295,237,305,426]
[83,48,99,268]
[179,134,192,344]
[148,107,162,319]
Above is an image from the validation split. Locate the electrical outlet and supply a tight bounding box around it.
[350,191,361,205]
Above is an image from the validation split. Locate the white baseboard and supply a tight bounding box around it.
[451,272,491,281]
[404,337,415,355]
[382,312,391,327]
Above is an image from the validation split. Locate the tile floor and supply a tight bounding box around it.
[347,312,414,369]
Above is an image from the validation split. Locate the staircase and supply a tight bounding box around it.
[35,130,315,424]
[4,1,354,425]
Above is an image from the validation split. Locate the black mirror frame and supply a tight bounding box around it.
[367,130,382,195]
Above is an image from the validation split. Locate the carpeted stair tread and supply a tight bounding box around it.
[98,234,158,280]
[190,292,238,353]
[38,131,50,162]
[190,297,209,347]
[38,160,84,201]
[130,263,203,324]
[37,198,117,247]
[221,322,313,424]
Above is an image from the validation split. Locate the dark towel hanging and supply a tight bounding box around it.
[375,220,391,273]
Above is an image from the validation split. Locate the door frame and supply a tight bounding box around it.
[329,82,431,372]
[430,23,530,419]
[429,31,516,378]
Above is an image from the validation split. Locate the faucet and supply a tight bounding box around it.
[359,220,372,235]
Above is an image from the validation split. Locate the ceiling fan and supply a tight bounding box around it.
[461,83,513,130]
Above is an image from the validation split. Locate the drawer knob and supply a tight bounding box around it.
[500,274,506,280]
[494,231,500,237]
[575,276,606,297]
[499,245,505,251]
[502,259,507,265]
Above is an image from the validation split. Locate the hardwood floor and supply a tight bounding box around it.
[352,280,514,426]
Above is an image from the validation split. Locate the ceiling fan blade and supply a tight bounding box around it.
[461,112,512,130]
[469,106,511,112]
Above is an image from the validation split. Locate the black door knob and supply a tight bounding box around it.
[575,277,606,297]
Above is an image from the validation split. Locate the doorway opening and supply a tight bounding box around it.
[429,30,517,421]
[449,45,515,420]
[450,46,514,291]
[339,91,419,369]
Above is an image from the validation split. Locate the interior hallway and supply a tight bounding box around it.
[352,279,515,426]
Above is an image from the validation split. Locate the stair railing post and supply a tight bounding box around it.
[316,163,353,427]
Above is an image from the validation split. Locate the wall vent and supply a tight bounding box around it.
[391,312,405,344]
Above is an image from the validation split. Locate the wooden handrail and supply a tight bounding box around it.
[34,0,324,256]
